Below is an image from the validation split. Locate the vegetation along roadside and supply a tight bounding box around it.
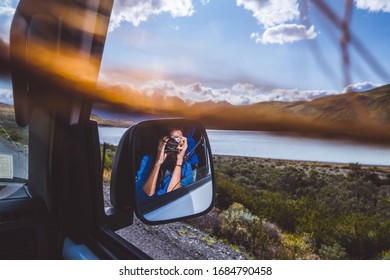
[101,143,390,260]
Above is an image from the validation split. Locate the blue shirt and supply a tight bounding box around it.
[136,155,194,202]
[186,137,199,166]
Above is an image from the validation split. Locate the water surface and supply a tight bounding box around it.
[98,127,390,166]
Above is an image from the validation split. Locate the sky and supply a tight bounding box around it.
[1,0,390,105]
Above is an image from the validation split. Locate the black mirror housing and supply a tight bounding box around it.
[110,119,215,225]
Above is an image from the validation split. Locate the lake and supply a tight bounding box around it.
[98,127,390,166]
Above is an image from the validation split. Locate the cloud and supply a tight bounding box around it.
[236,0,317,45]
[200,0,211,5]
[231,83,337,103]
[354,0,390,13]
[138,81,229,103]
[268,88,338,102]
[109,0,195,32]
[131,80,337,105]
[0,0,16,42]
[236,0,299,28]
[251,24,317,44]
[342,81,381,93]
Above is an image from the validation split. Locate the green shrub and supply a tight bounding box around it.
[319,243,348,260]
[211,156,390,259]
[280,233,319,260]
[219,203,284,259]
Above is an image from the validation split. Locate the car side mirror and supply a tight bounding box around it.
[110,119,215,224]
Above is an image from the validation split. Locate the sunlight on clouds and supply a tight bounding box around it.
[231,83,337,104]
[251,24,317,45]
[342,81,382,93]
[109,0,194,32]
[354,0,390,13]
[130,80,338,105]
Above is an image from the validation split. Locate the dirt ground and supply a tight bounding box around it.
[103,184,245,260]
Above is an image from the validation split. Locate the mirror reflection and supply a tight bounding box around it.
[131,121,213,222]
[135,124,210,201]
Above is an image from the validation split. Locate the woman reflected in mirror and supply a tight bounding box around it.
[136,128,194,201]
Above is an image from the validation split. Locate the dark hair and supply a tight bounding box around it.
[167,122,184,134]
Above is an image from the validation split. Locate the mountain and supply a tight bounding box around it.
[189,85,390,143]
[92,84,390,143]
[290,84,390,124]
[189,100,233,114]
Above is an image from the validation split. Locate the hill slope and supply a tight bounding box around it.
[188,85,390,143]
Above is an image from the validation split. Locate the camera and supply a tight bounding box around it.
[164,136,181,153]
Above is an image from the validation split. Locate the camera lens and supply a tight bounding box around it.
[164,137,179,153]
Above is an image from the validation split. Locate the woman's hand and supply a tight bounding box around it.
[156,136,168,165]
[176,136,188,162]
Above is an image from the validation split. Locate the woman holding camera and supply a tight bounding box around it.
[136,128,194,201]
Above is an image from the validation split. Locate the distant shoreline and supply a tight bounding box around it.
[98,126,390,166]
[213,154,390,173]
